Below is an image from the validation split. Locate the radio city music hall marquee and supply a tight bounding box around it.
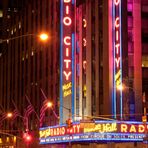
[39,121,148,144]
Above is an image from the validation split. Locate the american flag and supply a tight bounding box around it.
[40,100,49,127]
[23,104,34,128]
[24,104,34,119]
[0,113,7,123]
[10,108,21,126]
[12,108,20,121]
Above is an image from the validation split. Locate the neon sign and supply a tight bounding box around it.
[39,121,148,144]
[83,122,117,133]
[63,0,72,81]
[39,124,80,138]
[113,0,123,118]
[60,0,75,124]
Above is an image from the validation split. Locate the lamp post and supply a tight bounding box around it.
[0,32,49,147]
[116,84,142,120]
[117,84,147,146]
[0,33,49,44]
[0,32,49,58]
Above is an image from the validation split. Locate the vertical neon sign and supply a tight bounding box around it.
[113,0,122,119]
[60,0,75,124]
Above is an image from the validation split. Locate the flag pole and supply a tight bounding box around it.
[40,88,59,119]
[25,94,40,121]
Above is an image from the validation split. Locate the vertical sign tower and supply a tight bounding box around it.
[113,0,123,119]
[60,0,75,124]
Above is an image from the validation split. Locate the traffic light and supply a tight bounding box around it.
[66,118,73,128]
[23,132,32,143]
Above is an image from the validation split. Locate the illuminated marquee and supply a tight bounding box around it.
[39,121,148,144]
[60,0,75,123]
[113,0,123,118]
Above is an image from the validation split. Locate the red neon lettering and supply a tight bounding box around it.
[54,128,57,135]
[64,0,71,2]
[114,0,120,5]
[72,125,80,133]
[62,127,65,135]
[115,57,120,67]
[115,43,120,54]
[83,60,87,69]
[66,48,69,57]
[121,124,127,132]
[139,125,145,133]
[83,38,86,46]
[129,125,136,133]
[115,17,119,28]
[64,59,71,68]
[50,129,53,136]
[66,6,69,14]
[83,19,87,27]
[64,36,71,45]
[116,30,119,41]
[63,17,72,26]
[57,128,59,135]
[63,71,71,80]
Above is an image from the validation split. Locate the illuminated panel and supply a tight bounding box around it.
[60,0,75,124]
[39,121,147,144]
[113,0,123,119]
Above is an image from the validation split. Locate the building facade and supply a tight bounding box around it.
[0,0,148,147]
[0,0,59,135]
[72,0,148,123]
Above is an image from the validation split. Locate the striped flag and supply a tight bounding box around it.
[12,108,20,121]
[10,108,21,126]
[0,112,7,123]
[40,100,49,127]
[24,104,34,119]
[39,89,58,127]
[23,104,34,129]
[0,112,7,128]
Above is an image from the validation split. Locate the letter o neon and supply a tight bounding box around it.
[115,17,119,28]
[114,0,120,5]
[64,0,71,2]
[63,17,72,26]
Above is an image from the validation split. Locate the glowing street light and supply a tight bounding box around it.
[46,101,52,108]
[7,112,13,118]
[116,84,124,91]
[39,33,49,41]
[0,32,49,43]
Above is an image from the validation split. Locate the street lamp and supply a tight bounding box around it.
[7,112,13,118]
[46,102,53,108]
[39,33,49,41]
[0,32,49,44]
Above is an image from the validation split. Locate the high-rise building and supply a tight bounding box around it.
[0,0,148,147]
[71,0,148,122]
[0,0,59,131]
